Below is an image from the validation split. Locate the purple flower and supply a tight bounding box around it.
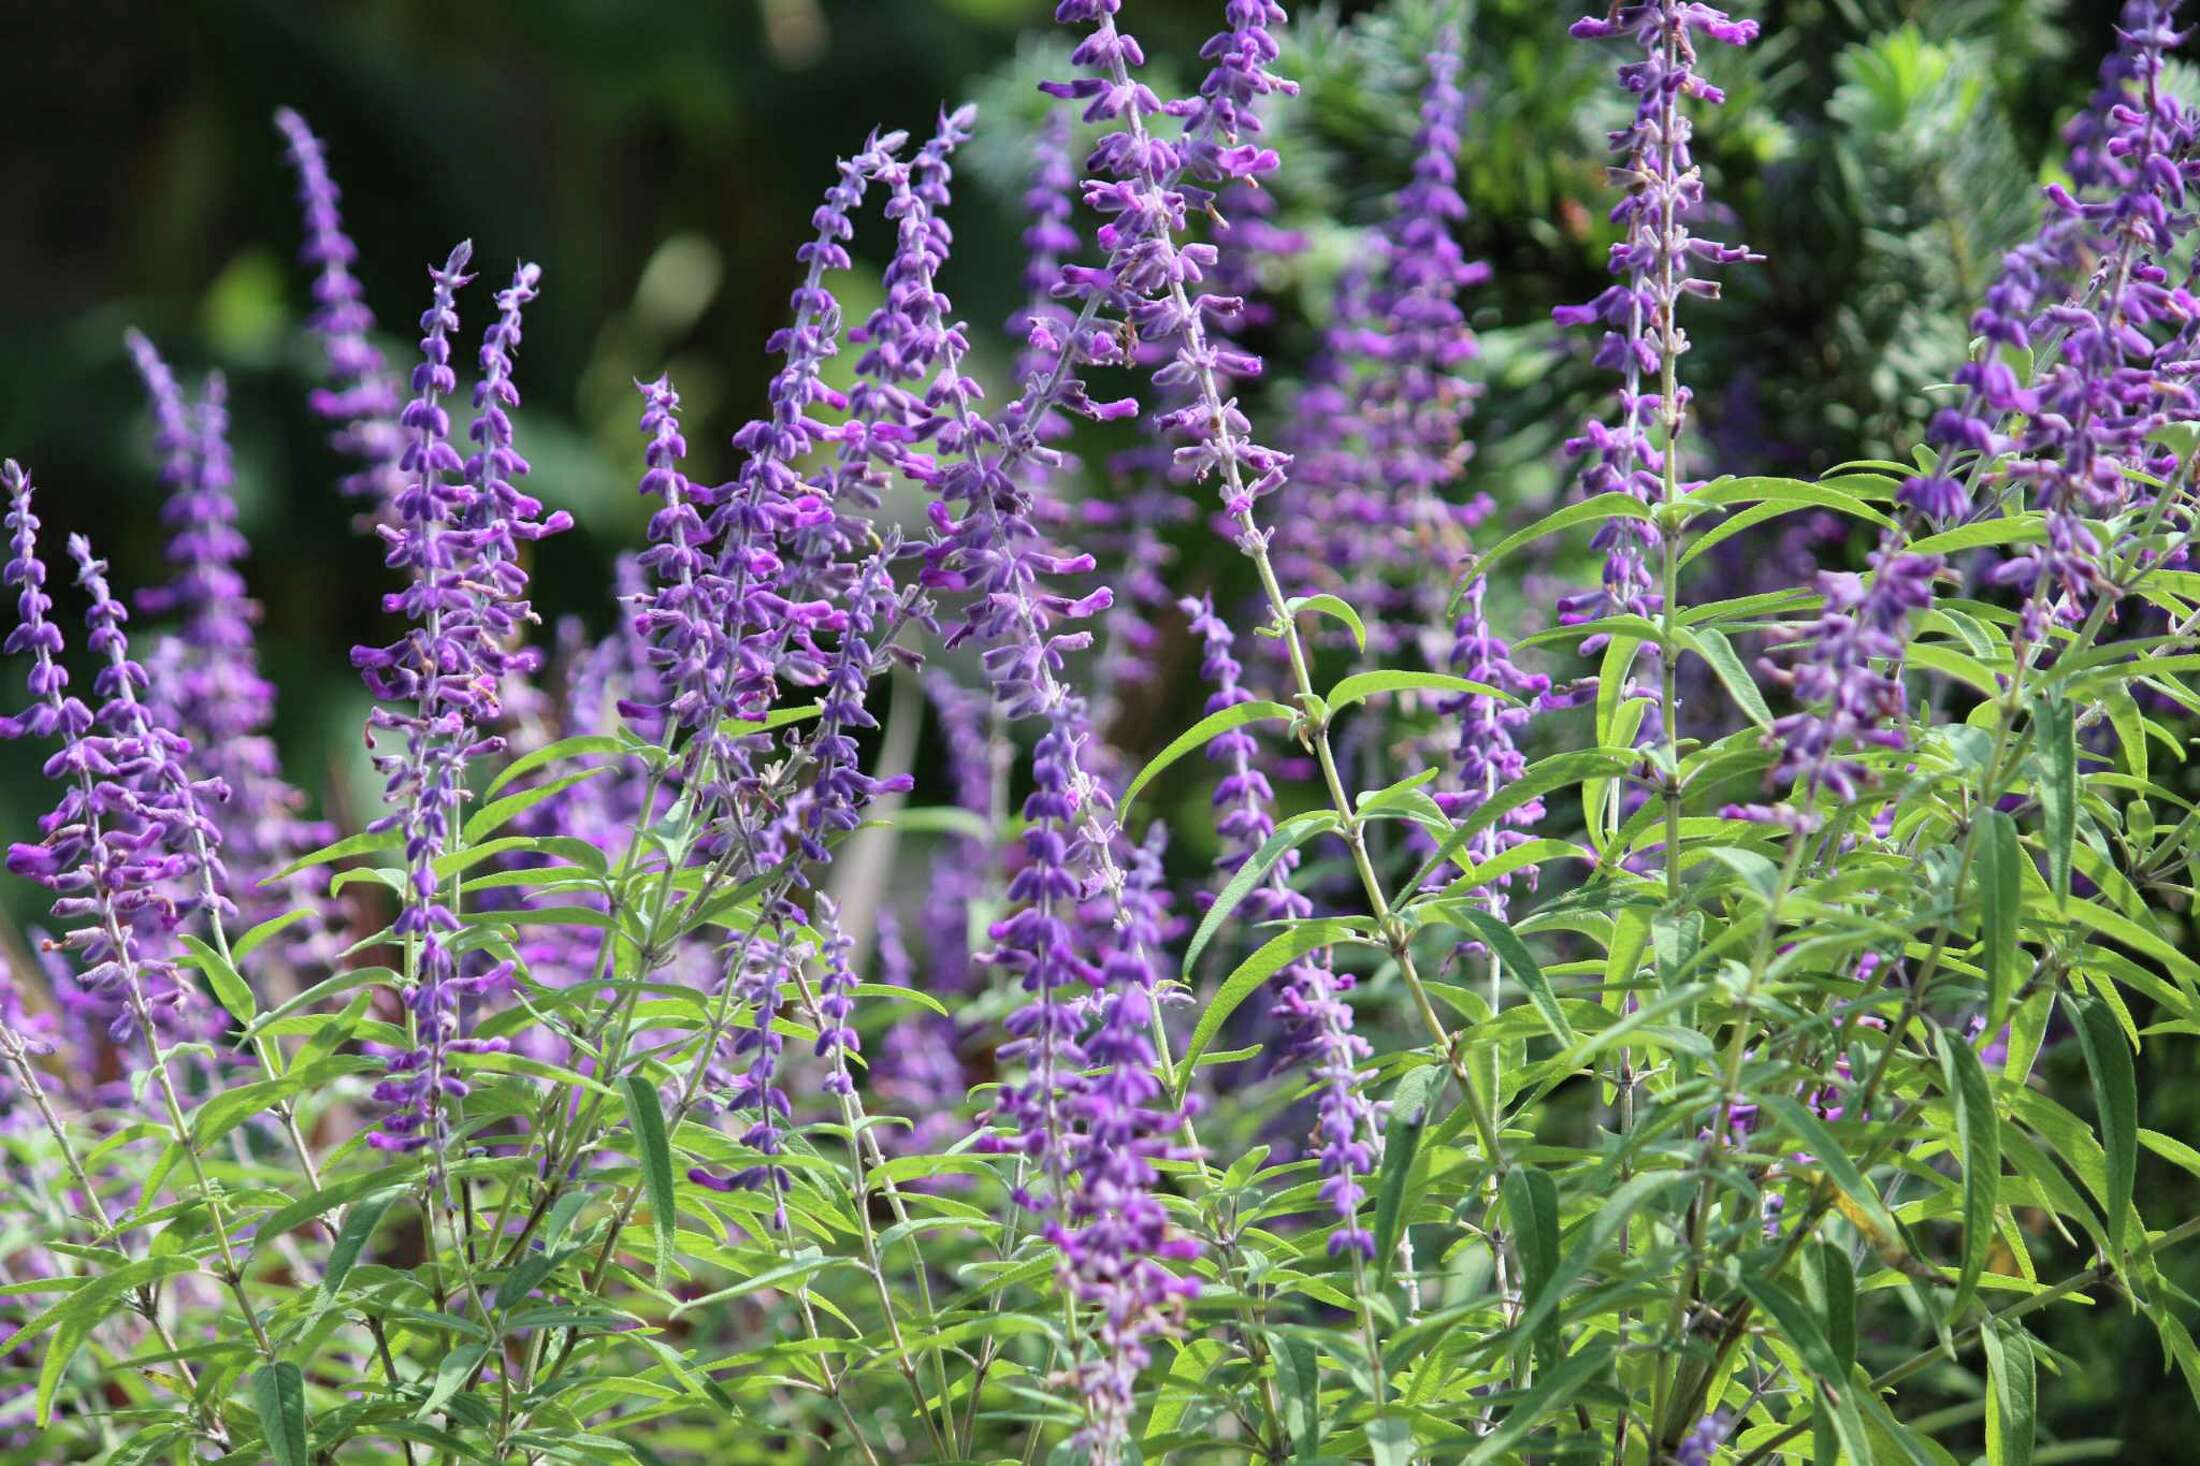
[1675,1410,1731,1465]
[1755,550,1941,808]
[1985,14,2198,629]
[688,926,797,1231]
[356,244,561,1155]
[1555,3,1760,628]
[1053,827,1200,1444]
[274,108,406,511]
[1439,573,1551,908]
[625,374,719,733]
[1905,6,2198,527]
[0,464,221,1048]
[1181,595,1377,1254]
[124,333,336,971]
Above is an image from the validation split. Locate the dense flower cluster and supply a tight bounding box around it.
[1903,3,2197,529]
[1556,2,1760,628]
[1,464,224,1048]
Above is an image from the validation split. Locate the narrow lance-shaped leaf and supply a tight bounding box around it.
[1459,1342,1614,1465]
[1123,700,1297,810]
[252,1362,311,1466]
[1502,1164,1561,1366]
[1978,808,2023,1036]
[1182,919,1367,1078]
[1372,1066,1445,1289]
[1183,810,1341,974]
[1413,899,1574,1044]
[2036,696,2077,907]
[1936,1027,2000,1317]
[622,1074,679,1279]
[2067,993,2137,1259]
[1983,1319,2037,1466]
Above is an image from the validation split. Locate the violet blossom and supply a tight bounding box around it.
[1185,594,1375,1255]
[0,463,220,1048]
[274,108,406,511]
[124,333,336,970]
[1750,549,1940,812]
[1554,3,1760,629]
[1986,9,2197,633]
[354,244,553,1156]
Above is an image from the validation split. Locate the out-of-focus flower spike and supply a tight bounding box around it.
[273,107,406,510]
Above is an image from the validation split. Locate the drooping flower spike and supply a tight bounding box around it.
[274,107,406,511]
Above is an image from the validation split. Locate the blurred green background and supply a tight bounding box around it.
[9,0,2194,1453]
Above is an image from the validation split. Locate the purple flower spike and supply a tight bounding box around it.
[1182,595,1375,1254]
[1757,550,1941,809]
[274,107,406,510]
[1905,4,2198,528]
[1440,572,1552,909]
[125,334,335,966]
[355,242,548,1158]
[0,465,221,1049]
[1557,2,1760,629]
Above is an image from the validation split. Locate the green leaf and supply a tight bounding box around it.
[233,908,316,963]
[1182,920,1366,1077]
[272,827,401,881]
[1741,1271,1873,1461]
[1503,1175,1685,1354]
[1936,1027,2000,1317]
[1502,1165,1561,1365]
[2036,697,2077,906]
[485,732,630,799]
[1412,749,1639,887]
[1801,1240,1856,1376]
[1277,1335,1322,1462]
[1367,1415,1414,1466]
[1978,809,2023,1037]
[719,702,825,738]
[1760,1095,1903,1248]
[1472,492,1654,578]
[1372,1067,1445,1286]
[177,933,257,1027]
[2067,994,2137,1259]
[1123,701,1297,810]
[417,1342,487,1421]
[322,1189,403,1299]
[1184,811,1340,975]
[1686,625,1775,730]
[255,1165,420,1256]
[252,1362,311,1466]
[1907,513,2047,557]
[1289,593,1367,653]
[622,1074,678,1280]
[1459,1341,1612,1465]
[1324,669,1504,714]
[37,1317,93,1428]
[1983,1320,2036,1466]
[1412,901,1573,1043]
[1739,1269,1847,1390]
[463,766,615,843]
[15,1259,196,1349]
